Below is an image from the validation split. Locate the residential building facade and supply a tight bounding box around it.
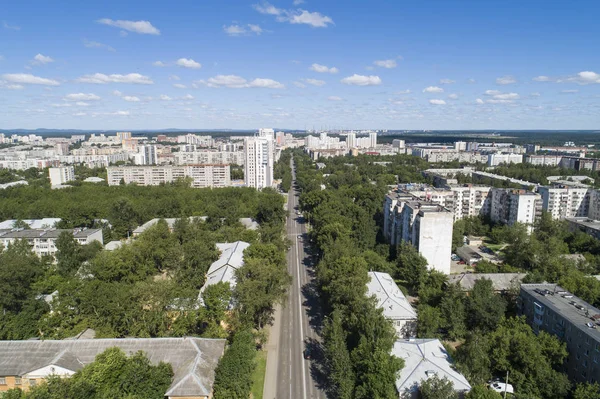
[0,228,103,257]
[106,165,231,188]
[244,137,273,189]
[367,272,417,338]
[48,166,75,186]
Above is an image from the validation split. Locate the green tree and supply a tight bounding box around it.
[465,385,502,399]
[213,330,256,399]
[110,197,140,238]
[417,304,442,338]
[396,242,428,294]
[55,231,81,276]
[467,279,506,333]
[323,311,355,399]
[418,375,458,399]
[573,382,600,399]
[0,240,45,313]
[202,282,232,329]
[440,283,468,340]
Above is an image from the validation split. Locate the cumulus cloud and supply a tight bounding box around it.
[2,73,59,86]
[196,74,285,89]
[567,71,600,85]
[530,92,541,97]
[83,39,115,52]
[3,21,20,31]
[31,54,54,65]
[533,75,550,82]
[395,89,411,94]
[373,59,397,69]
[176,58,201,69]
[97,19,160,35]
[496,75,517,85]
[75,102,90,107]
[293,0,305,4]
[224,24,263,36]
[182,94,194,100]
[476,98,484,104]
[341,74,381,86]
[169,75,180,81]
[112,90,122,96]
[303,78,326,86]
[123,96,140,102]
[153,61,166,67]
[483,90,520,103]
[113,110,130,116]
[253,2,333,28]
[561,89,579,93]
[64,93,101,101]
[310,63,338,74]
[423,86,444,93]
[429,99,446,105]
[448,93,458,99]
[328,96,342,101]
[160,95,172,101]
[439,79,455,84]
[293,81,307,88]
[76,73,153,84]
[173,83,187,89]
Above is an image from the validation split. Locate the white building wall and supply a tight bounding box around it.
[244,137,273,189]
[413,211,453,274]
[48,166,75,186]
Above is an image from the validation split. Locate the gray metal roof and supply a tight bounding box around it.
[199,241,250,303]
[392,339,471,394]
[0,337,226,397]
[367,272,417,320]
[448,273,526,291]
[0,218,61,229]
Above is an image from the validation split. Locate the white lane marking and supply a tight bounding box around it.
[296,222,307,399]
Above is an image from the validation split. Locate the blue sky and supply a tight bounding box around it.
[1,0,599,130]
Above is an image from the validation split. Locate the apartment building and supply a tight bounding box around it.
[367,272,417,338]
[566,218,600,240]
[0,228,103,257]
[0,337,225,398]
[106,165,231,188]
[487,153,523,166]
[244,137,273,189]
[538,185,590,219]
[383,195,454,274]
[48,166,75,186]
[525,154,564,166]
[490,188,542,230]
[519,284,600,384]
[175,150,245,166]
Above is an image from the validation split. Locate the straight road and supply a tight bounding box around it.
[263,158,326,399]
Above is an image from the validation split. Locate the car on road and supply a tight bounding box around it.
[303,348,311,360]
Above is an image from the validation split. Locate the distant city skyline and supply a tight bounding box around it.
[1,0,599,130]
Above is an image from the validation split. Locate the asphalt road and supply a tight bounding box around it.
[264,159,326,399]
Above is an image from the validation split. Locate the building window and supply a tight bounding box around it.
[0,377,6,385]
[29,379,37,386]
[15,377,21,385]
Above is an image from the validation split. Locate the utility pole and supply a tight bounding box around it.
[504,370,509,399]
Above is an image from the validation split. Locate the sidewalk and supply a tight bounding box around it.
[262,303,282,399]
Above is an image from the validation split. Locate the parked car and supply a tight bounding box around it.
[303,348,311,359]
[489,382,514,394]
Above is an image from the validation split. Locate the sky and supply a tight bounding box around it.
[1,0,599,130]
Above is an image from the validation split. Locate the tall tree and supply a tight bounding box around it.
[418,375,458,399]
[323,311,355,399]
[467,278,506,333]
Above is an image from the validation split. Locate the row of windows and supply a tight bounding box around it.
[0,377,35,386]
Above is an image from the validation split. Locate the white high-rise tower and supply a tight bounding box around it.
[244,136,274,189]
[369,132,378,148]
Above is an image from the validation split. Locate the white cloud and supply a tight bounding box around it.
[484,90,501,96]
[83,39,115,52]
[182,94,194,100]
[253,2,283,15]
[73,112,87,116]
[176,58,201,69]
[123,96,140,102]
[482,90,520,103]
[467,78,476,84]
[0,55,3,61]
[153,61,166,67]
[75,102,90,107]
[248,78,285,88]
[303,78,326,86]
[429,99,446,105]
[288,10,333,27]
[340,74,381,86]
[112,90,122,96]
[530,92,541,97]
[310,63,338,74]
[113,110,130,116]
[341,74,381,86]
[5,84,23,90]
[496,75,517,85]
[493,92,520,100]
[97,19,160,35]
[423,86,444,93]
[561,89,579,93]
[448,93,458,99]
[224,24,263,36]
[567,71,600,85]
[439,79,455,84]
[160,95,172,101]
[76,73,153,84]
[169,75,180,81]
[173,83,187,89]
[328,96,342,101]
[395,89,411,94]
[2,73,59,86]
[476,98,484,104]
[533,75,550,82]
[197,74,284,89]
[3,21,20,31]
[254,2,333,28]
[32,54,54,65]
[293,81,307,88]
[64,93,101,101]
[293,0,305,4]
[373,59,397,69]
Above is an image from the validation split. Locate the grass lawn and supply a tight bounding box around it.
[251,350,268,399]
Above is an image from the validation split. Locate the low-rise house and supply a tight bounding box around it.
[448,273,526,293]
[133,217,258,237]
[198,241,250,304]
[0,337,226,398]
[392,339,471,398]
[0,228,103,257]
[367,272,417,338]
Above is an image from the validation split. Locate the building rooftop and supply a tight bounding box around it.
[0,228,101,240]
[521,284,600,342]
[0,337,226,397]
[449,273,526,291]
[366,272,416,320]
[566,217,600,231]
[392,339,471,395]
[0,218,61,230]
[199,241,250,303]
